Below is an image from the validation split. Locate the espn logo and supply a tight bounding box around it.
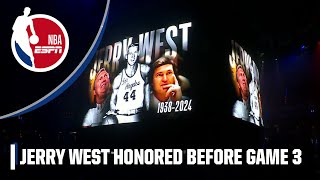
[34,46,62,54]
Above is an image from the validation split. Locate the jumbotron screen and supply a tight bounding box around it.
[82,22,193,127]
[229,40,263,126]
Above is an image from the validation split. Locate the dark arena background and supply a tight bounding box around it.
[0,0,320,179]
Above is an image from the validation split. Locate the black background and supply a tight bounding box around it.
[1,0,320,179]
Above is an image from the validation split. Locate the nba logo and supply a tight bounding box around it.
[11,7,69,72]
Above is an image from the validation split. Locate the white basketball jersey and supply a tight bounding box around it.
[115,64,145,112]
[249,82,260,119]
